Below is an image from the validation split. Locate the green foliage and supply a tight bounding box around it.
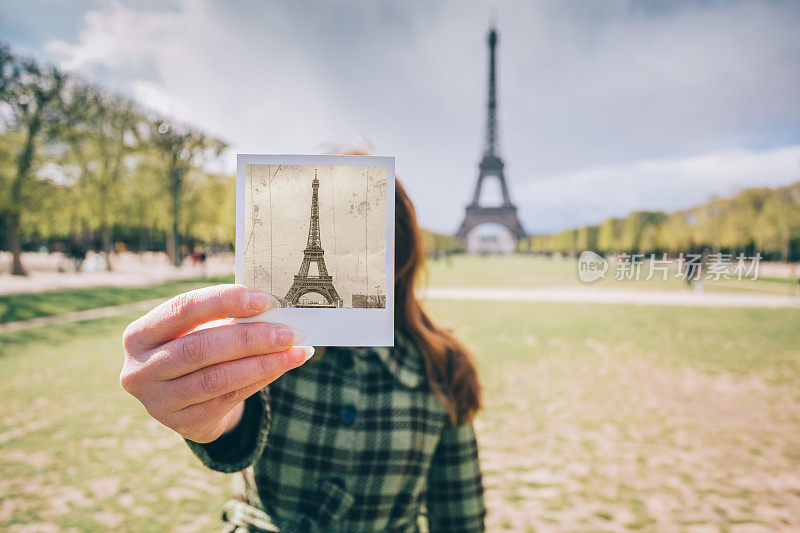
[532,182,800,259]
[148,119,227,265]
[0,43,69,274]
[575,225,599,252]
[182,172,236,244]
[597,218,625,253]
[0,42,231,272]
[422,228,466,254]
[621,211,666,253]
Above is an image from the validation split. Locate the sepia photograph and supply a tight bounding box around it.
[243,163,387,308]
[235,154,394,346]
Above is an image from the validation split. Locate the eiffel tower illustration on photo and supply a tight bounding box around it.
[284,171,342,308]
[456,22,526,248]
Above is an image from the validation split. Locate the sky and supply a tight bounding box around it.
[1,0,799,235]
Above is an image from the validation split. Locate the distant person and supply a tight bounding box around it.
[65,240,87,272]
[190,247,208,276]
[120,179,486,531]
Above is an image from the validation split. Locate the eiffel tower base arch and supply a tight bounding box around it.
[456,205,526,243]
[285,275,342,308]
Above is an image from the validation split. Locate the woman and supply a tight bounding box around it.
[120,179,485,532]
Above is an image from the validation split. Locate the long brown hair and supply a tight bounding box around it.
[395,178,482,426]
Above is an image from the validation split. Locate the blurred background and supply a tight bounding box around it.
[1,1,799,531]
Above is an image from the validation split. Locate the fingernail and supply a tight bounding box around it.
[246,290,269,311]
[300,346,315,362]
[288,346,315,365]
[276,326,303,346]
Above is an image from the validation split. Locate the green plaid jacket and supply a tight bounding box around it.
[186,330,486,533]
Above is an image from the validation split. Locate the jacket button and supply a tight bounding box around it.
[339,405,357,425]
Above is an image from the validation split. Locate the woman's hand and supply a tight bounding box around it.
[120,284,312,444]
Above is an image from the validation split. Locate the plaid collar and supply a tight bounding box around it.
[369,330,425,388]
[327,330,425,389]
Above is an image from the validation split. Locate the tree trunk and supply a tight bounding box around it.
[138,225,148,253]
[10,108,42,276]
[169,160,183,268]
[102,224,113,271]
[170,216,181,267]
[7,211,27,276]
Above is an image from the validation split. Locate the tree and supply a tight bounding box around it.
[654,212,688,254]
[182,171,236,246]
[149,120,226,266]
[61,83,143,270]
[755,191,796,261]
[576,225,599,252]
[717,189,765,254]
[121,153,170,252]
[0,45,66,275]
[597,218,624,254]
[621,211,666,253]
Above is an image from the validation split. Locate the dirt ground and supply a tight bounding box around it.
[477,352,800,531]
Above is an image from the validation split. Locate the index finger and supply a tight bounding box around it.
[124,284,276,351]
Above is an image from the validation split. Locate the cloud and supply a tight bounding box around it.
[521,144,800,233]
[27,0,800,234]
[44,0,345,150]
[45,2,167,71]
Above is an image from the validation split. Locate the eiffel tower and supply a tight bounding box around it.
[285,172,342,308]
[456,23,526,247]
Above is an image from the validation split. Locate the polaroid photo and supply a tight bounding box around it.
[235,154,395,346]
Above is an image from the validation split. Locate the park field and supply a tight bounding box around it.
[2,284,799,531]
[2,255,797,327]
[425,255,799,296]
[0,277,231,324]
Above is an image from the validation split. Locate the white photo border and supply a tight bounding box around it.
[235,154,395,347]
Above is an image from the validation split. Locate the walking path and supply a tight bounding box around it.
[3,285,798,335]
[0,252,234,295]
[420,286,800,308]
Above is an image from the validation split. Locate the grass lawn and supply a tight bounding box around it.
[0,277,234,324]
[0,312,231,532]
[2,296,799,531]
[426,254,800,296]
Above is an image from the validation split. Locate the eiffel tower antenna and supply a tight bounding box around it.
[487,7,498,157]
[285,172,342,307]
[306,170,321,248]
[455,19,526,248]
[485,19,498,158]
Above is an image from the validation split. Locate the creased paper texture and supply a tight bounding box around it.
[243,164,387,309]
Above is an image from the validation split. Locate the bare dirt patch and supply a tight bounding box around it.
[478,350,800,531]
